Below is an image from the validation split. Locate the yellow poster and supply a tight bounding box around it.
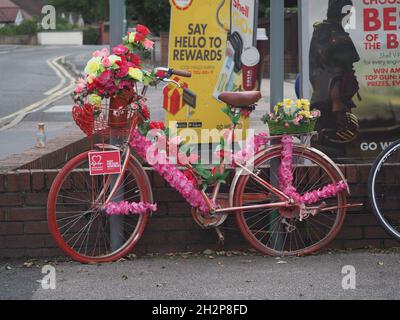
[166,0,255,143]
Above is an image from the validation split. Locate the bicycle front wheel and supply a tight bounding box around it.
[233,146,347,256]
[47,151,152,263]
[369,140,400,242]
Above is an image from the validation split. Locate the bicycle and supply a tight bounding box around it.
[47,67,362,263]
[368,140,400,242]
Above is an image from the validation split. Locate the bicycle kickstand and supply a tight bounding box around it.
[215,227,225,245]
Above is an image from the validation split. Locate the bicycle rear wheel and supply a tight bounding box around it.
[47,151,152,263]
[369,140,400,242]
[233,146,347,256]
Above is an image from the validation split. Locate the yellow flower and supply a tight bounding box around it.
[284,99,293,108]
[84,57,101,76]
[301,99,310,111]
[274,105,279,113]
[296,100,302,109]
[89,94,102,106]
[128,67,143,81]
[299,110,312,119]
[128,32,137,43]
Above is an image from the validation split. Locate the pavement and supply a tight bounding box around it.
[1,250,400,300]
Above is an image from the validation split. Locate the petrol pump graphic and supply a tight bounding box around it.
[214,0,260,100]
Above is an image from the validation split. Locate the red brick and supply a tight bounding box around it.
[24,221,50,234]
[166,230,214,245]
[0,249,26,258]
[25,193,48,206]
[358,165,371,183]
[5,172,18,192]
[0,222,23,235]
[345,166,358,183]
[17,170,31,191]
[153,189,184,202]
[23,248,64,258]
[327,239,345,250]
[139,231,169,245]
[0,208,5,220]
[344,214,379,227]
[6,208,46,221]
[147,217,198,232]
[364,226,392,239]
[0,174,4,192]
[153,172,166,187]
[343,239,382,249]
[45,170,60,189]
[0,193,23,206]
[31,170,45,191]
[167,202,192,216]
[4,235,44,249]
[383,239,400,249]
[336,227,363,240]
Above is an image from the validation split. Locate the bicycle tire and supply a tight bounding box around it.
[47,151,152,263]
[233,146,347,256]
[368,139,400,242]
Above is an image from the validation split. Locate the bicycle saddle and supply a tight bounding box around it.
[218,91,262,107]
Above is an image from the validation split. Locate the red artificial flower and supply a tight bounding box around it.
[135,32,146,43]
[96,70,113,86]
[127,53,140,66]
[136,24,150,37]
[156,70,168,79]
[211,166,217,176]
[184,169,197,186]
[149,121,165,130]
[112,44,129,55]
[115,60,129,78]
[241,109,251,118]
[141,105,150,119]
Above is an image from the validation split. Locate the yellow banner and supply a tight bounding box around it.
[166,0,251,143]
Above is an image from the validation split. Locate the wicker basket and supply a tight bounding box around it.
[267,119,318,136]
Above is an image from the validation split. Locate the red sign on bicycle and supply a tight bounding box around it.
[88,151,121,176]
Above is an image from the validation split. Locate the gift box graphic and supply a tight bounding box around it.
[163,77,189,116]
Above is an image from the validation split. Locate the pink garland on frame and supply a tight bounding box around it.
[130,129,211,213]
[105,201,157,215]
[278,135,348,206]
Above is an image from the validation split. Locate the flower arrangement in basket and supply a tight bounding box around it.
[72,24,157,137]
[262,99,321,136]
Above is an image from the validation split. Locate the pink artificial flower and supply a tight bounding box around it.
[102,57,111,68]
[143,39,155,50]
[112,44,129,55]
[93,48,110,58]
[293,117,301,126]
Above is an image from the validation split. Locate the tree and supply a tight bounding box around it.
[126,0,170,35]
[46,0,108,24]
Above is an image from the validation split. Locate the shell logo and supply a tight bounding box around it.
[170,0,193,11]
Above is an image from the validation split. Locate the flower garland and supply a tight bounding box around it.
[130,129,211,213]
[278,135,348,210]
[105,201,157,215]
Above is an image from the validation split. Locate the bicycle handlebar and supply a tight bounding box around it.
[170,69,192,78]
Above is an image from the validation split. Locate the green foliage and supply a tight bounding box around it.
[222,105,241,126]
[46,0,108,24]
[0,19,39,36]
[127,0,171,35]
[83,27,100,44]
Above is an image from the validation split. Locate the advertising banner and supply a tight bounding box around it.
[167,0,259,143]
[300,0,400,160]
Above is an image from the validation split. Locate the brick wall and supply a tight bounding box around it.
[0,165,398,259]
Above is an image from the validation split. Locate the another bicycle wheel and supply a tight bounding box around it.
[233,146,347,256]
[47,151,152,263]
[369,140,400,242]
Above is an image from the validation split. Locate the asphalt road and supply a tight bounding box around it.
[1,250,400,300]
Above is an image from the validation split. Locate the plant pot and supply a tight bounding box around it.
[267,119,318,136]
[109,88,134,128]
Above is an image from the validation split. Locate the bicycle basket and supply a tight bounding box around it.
[72,97,139,142]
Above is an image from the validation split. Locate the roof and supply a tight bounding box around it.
[0,7,19,22]
[0,0,32,23]
[10,0,45,17]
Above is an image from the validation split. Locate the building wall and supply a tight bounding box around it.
[0,165,398,259]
